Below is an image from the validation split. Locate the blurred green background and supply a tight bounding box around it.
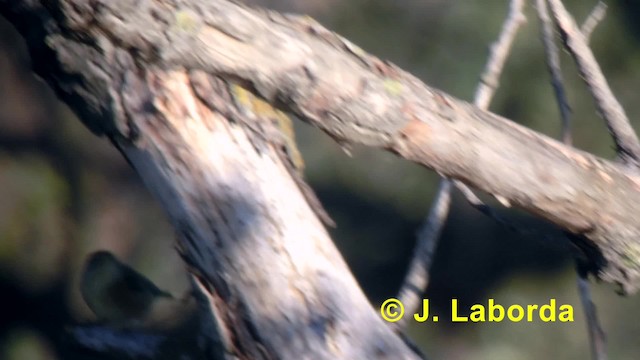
[2,0,640,359]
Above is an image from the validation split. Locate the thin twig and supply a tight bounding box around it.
[474,0,527,109]
[537,2,607,359]
[395,180,452,329]
[581,2,607,43]
[536,0,572,143]
[578,270,608,360]
[395,0,526,330]
[577,4,610,358]
[547,0,640,167]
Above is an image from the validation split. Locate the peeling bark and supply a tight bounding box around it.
[1,0,640,358]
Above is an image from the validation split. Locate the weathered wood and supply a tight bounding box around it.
[2,0,640,357]
[118,71,417,359]
[21,0,637,293]
[0,1,422,359]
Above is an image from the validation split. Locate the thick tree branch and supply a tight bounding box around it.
[126,0,640,293]
[2,1,640,359]
[3,0,640,298]
[0,2,425,359]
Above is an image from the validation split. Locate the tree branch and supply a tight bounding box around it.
[144,0,640,293]
[0,2,425,358]
[473,0,527,110]
[2,0,640,296]
[396,179,451,330]
[581,2,607,43]
[3,1,640,357]
[547,0,640,166]
[396,0,526,329]
[537,2,608,358]
[537,0,572,143]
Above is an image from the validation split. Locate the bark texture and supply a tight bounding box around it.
[2,0,640,357]
[0,1,421,359]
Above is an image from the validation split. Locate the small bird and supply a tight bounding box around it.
[80,250,189,328]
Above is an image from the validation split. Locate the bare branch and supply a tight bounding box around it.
[474,0,527,109]
[578,273,608,360]
[537,0,572,143]
[2,1,635,358]
[581,1,607,43]
[4,0,640,299]
[538,3,608,358]
[69,310,219,360]
[396,179,452,329]
[396,0,527,328]
[547,0,640,166]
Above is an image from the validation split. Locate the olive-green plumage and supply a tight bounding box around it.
[80,251,172,325]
